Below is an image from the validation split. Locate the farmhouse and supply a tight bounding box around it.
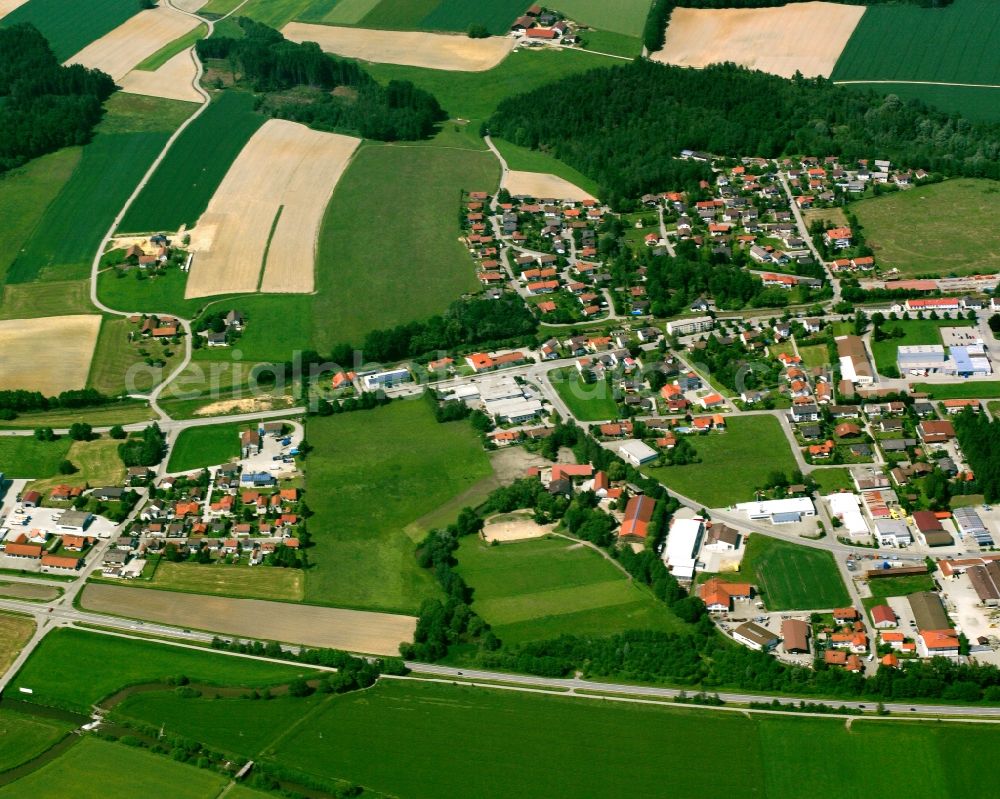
[699,577,753,612]
[618,495,656,544]
[781,619,811,654]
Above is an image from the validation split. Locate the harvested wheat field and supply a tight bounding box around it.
[282,22,515,72]
[0,315,101,394]
[482,512,555,543]
[503,170,596,202]
[653,2,865,79]
[120,50,202,103]
[65,3,200,80]
[186,120,359,298]
[0,0,29,20]
[81,584,416,656]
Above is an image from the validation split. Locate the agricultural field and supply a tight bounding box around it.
[283,22,514,71]
[304,400,492,611]
[0,148,81,287]
[706,535,850,611]
[503,169,596,202]
[185,120,359,298]
[492,139,601,200]
[0,437,73,479]
[0,581,61,601]
[221,0,317,28]
[0,612,34,677]
[80,584,416,656]
[0,709,72,774]
[134,23,207,71]
[120,50,204,104]
[456,536,685,644]
[654,2,865,79]
[87,318,186,396]
[6,94,196,285]
[0,0,140,61]
[0,315,101,395]
[647,415,798,508]
[576,28,643,59]
[166,421,247,472]
[851,179,1000,277]
[843,82,1000,124]
[549,368,619,421]
[66,3,201,81]
[298,0,380,25]
[557,0,652,36]
[831,0,1000,87]
[869,318,974,375]
[8,628,308,712]
[144,560,304,601]
[0,280,93,320]
[910,381,1000,399]
[312,143,496,349]
[0,402,154,430]
[355,0,527,36]
[26,438,126,497]
[0,737,227,799]
[866,573,936,600]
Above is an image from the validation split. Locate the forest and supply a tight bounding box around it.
[486,60,1000,206]
[953,408,1000,502]
[0,24,116,175]
[197,19,444,140]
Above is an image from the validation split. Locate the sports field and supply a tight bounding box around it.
[549,368,619,421]
[146,561,304,601]
[167,421,246,472]
[456,536,684,644]
[0,612,34,677]
[648,415,798,508]
[8,628,306,712]
[81,584,416,655]
[120,92,265,233]
[0,709,72,774]
[556,0,652,36]
[27,438,126,497]
[0,437,72,478]
[869,318,973,374]
[832,0,1000,86]
[6,94,196,284]
[0,737,227,799]
[0,0,140,61]
[304,401,492,611]
[312,143,496,349]
[851,179,1000,277]
[0,315,101,394]
[707,535,849,611]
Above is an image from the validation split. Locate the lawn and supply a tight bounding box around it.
[851,179,1000,277]
[0,402,154,430]
[5,94,197,285]
[869,318,973,374]
[705,535,850,611]
[0,148,81,288]
[0,437,72,478]
[910,381,1000,399]
[555,0,653,36]
[134,24,207,71]
[167,421,248,472]
[843,82,1000,123]
[811,467,855,494]
[493,138,601,199]
[27,438,126,497]
[1,0,141,60]
[0,709,73,774]
[866,572,936,600]
[365,48,616,123]
[549,368,619,421]
[797,343,830,370]
[0,612,34,677]
[576,28,642,58]
[311,143,496,350]
[87,317,186,395]
[119,91,266,233]
[304,400,492,611]
[647,416,797,508]
[456,536,685,644]
[8,628,307,712]
[0,737,227,799]
[831,0,1000,87]
[146,561,304,601]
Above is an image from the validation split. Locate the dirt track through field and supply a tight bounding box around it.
[653,2,865,79]
[0,0,29,20]
[503,170,597,202]
[64,4,201,80]
[120,50,203,103]
[186,119,360,298]
[281,22,515,71]
[0,315,101,394]
[81,583,417,656]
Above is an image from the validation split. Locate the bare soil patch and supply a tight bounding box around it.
[193,395,295,416]
[120,50,202,103]
[503,170,596,202]
[0,315,101,394]
[81,583,416,656]
[482,511,555,542]
[186,119,360,298]
[0,581,61,601]
[282,22,514,72]
[653,2,865,79]
[65,4,200,80]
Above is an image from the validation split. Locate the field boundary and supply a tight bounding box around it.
[835,79,1000,89]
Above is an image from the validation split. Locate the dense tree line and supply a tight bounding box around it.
[487,60,1000,206]
[118,423,167,467]
[0,388,114,420]
[197,19,444,140]
[0,24,116,175]
[954,408,1000,502]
